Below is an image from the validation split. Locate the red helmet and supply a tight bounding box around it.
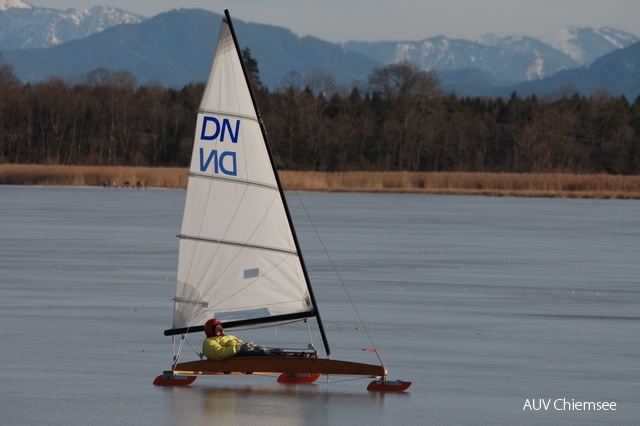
[204,318,222,337]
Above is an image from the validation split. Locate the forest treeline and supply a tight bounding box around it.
[1,55,639,174]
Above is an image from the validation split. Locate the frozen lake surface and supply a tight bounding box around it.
[1,186,638,425]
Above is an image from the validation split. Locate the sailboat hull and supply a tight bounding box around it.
[174,357,387,377]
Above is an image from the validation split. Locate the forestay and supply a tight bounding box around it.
[168,18,315,334]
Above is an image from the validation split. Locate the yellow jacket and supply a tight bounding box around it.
[202,334,243,361]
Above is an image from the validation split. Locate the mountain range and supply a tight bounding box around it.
[0,0,143,49]
[1,1,639,99]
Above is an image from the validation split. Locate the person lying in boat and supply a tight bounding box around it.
[202,318,273,360]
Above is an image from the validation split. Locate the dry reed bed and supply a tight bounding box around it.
[1,164,639,199]
[281,171,640,199]
[0,164,189,188]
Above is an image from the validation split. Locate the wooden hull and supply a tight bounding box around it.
[174,357,387,377]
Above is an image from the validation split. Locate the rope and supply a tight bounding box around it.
[172,333,204,367]
[292,191,385,366]
[232,318,318,353]
[268,133,385,367]
[234,318,307,331]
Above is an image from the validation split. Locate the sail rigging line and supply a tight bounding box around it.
[293,194,385,367]
[259,105,386,365]
[253,89,386,366]
[183,334,202,358]
[223,10,331,357]
[172,335,187,367]
[305,318,317,352]
[227,319,319,353]
[171,333,204,368]
[233,317,308,331]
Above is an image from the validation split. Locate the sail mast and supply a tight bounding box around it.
[223,10,331,357]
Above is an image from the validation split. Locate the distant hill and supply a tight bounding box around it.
[1,3,639,99]
[2,9,381,89]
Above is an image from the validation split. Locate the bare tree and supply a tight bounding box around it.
[368,60,442,171]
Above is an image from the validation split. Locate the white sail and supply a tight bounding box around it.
[171,18,313,331]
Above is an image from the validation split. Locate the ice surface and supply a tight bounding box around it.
[1,186,638,425]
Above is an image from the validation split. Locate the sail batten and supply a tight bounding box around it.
[187,171,279,191]
[178,233,299,256]
[173,297,209,307]
[197,108,258,122]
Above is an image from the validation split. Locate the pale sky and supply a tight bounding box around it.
[25,0,640,42]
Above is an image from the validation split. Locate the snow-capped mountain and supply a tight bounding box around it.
[0,0,30,10]
[476,34,580,79]
[539,26,639,65]
[345,27,638,86]
[345,36,573,84]
[511,41,640,99]
[0,0,143,49]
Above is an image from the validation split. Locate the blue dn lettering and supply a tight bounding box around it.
[199,116,239,176]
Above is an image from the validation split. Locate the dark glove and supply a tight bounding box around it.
[240,342,255,351]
